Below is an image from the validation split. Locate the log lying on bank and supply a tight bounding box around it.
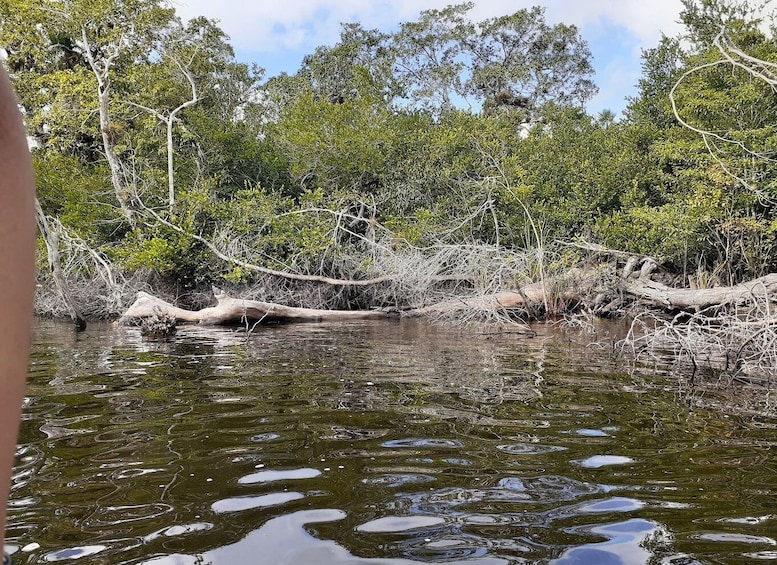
[625,273,777,311]
[119,288,395,326]
[120,276,584,327]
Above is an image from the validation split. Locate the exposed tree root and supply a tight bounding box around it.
[34,210,147,321]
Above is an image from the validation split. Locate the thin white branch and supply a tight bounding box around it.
[669,26,777,201]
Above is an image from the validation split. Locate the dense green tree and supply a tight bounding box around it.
[272,90,396,194]
[626,35,686,129]
[390,3,596,116]
[1,0,176,226]
[612,0,777,279]
[392,3,473,112]
[299,23,396,102]
[468,7,597,112]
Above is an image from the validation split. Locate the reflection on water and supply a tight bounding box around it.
[7,318,777,564]
[553,519,662,565]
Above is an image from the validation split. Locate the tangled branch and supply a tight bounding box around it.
[669,25,777,201]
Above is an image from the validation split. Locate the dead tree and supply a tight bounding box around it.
[35,199,86,330]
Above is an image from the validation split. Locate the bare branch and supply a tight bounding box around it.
[669,26,777,201]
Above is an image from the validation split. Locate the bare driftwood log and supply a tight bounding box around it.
[120,272,585,327]
[625,273,777,311]
[120,288,395,326]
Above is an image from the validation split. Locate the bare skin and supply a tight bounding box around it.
[0,64,36,537]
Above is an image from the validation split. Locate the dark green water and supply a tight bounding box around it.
[6,319,777,564]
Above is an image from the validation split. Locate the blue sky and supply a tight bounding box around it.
[172,0,686,116]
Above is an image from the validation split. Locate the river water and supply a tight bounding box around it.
[6,318,777,564]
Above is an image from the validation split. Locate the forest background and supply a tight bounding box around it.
[2,0,776,328]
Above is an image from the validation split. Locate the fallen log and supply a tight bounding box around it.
[119,288,395,326]
[625,273,777,311]
[119,270,777,328]
[121,273,587,327]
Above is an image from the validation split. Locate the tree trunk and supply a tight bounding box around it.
[81,28,136,228]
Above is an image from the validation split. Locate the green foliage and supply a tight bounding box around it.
[626,35,686,129]
[390,3,596,115]
[100,184,215,287]
[503,108,663,239]
[33,154,122,243]
[468,7,597,108]
[15,0,777,297]
[273,91,396,192]
[115,234,178,273]
[207,186,363,276]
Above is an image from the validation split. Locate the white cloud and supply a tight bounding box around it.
[544,0,684,45]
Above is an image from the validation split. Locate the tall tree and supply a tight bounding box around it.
[300,23,394,102]
[389,3,597,116]
[124,16,256,210]
[1,0,175,226]
[392,3,473,113]
[468,7,597,112]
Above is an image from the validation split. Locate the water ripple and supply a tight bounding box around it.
[43,545,107,561]
[694,532,777,545]
[212,492,304,513]
[356,515,446,532]
[553,519,665,564]
[575,455,635,468]
[238,468,321,485]
[496,443,567,455]
[89,503,173,526]
[16,319,777,564]
[362,473,437,487]
[382,438,464,449]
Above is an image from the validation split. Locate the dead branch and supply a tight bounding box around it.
[140,205,393,287]
[669,25,777,201]
[126,51,200,211]
[35,199,86,330]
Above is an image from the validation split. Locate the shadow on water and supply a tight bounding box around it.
[7,318,777,563]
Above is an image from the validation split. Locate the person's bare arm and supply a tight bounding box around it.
[0,63,36,535]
